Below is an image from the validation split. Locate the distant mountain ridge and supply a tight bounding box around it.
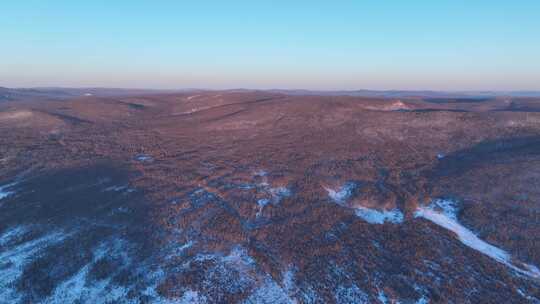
[0,87,181,102]
[1,87,540,102]
[269,89,540,98]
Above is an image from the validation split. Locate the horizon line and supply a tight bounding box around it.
[3,86,540,94]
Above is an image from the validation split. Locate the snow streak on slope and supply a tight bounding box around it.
[415,199,540,279]
[325,182,404,224]
[0,182,17,200]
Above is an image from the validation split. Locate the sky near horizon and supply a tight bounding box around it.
[1,1,539,90]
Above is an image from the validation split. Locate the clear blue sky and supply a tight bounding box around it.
[1,1,539,90]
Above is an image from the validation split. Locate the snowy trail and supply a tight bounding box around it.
[415,200,540,279]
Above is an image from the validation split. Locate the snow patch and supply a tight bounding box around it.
[104,185,130,192]
[416,296,429,304]
[386,100,410,111]
[184,246,264,300]
[377,290,389,304]
[0,228,68,303]
[325,182,403,224]
[135,154,153,162]
[325,182,357,205]
[0,225,30,247]
[177,241,194,253]
[243,277,295,304]
[1,226,202,303]
[176,290,207,304]
[429,198,458,219]
[238,183,255,190]
[43,238,136,304]
[242,266,298,303]
[517,289,539,302]
[256,199,270,217]
[46,263,131,304]
[149,289,207,304]
[251,170,291,217]
[414,285,429,304]
[282,269,296,294]
[355,207,404,224]
[254,170,268,177]
[416,199,540,279]
[270,187,291,201]
[0,182,17,200]
[256,186,291,217]
[334,284,369,304]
